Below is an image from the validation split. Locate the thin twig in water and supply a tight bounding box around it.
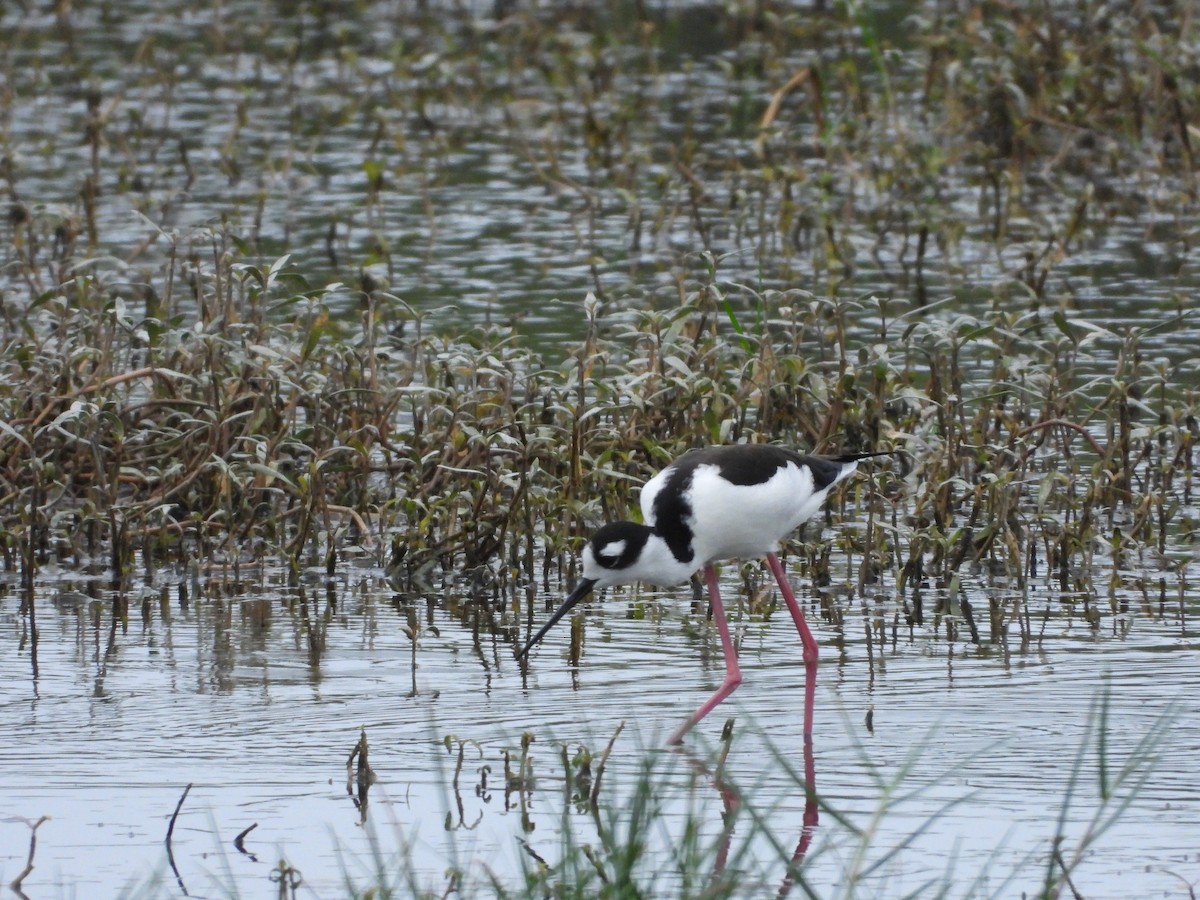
[8,815,49,892]
[1053,841,1085,900]
[589,720,625,811]
[234,822,258,856]
[1016,418,1106,458]
[166,782,192,845]
[165,782,192,896]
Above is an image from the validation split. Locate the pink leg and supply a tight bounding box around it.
[766,552,819,740]
[668,564,742,745]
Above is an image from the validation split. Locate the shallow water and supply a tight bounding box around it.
[5,1,1200,372]
[2,548,1196,898]
[3,3,1200,896]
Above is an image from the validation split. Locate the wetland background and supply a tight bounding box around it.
[1,0,1199,897]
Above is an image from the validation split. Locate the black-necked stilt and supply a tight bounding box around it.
[516,444,890,744]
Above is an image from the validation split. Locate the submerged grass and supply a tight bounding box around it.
[2,2,1197,617]
[314,686,1171,899]
[1,236,1195,657]
[2,1,1198,895]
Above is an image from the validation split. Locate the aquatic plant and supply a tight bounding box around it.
[320,686,1172,899]
[2,2,1197,894]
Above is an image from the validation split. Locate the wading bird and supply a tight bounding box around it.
[515,444,889,744]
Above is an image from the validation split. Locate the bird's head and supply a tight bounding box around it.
[579,520,655,588]
[514,521,653,660]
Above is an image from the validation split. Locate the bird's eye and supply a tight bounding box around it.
[596,539,626,563]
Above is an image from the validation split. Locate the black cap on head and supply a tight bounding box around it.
[587,520,650,571]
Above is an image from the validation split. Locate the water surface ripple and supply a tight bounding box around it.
[2,555,1196,897]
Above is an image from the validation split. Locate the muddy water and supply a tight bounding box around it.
[2,551,1195,897]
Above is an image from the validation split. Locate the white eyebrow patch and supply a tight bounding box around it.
[596,539,626,560]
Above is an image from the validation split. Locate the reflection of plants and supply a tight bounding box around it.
[3,239,1198,648]
[6,1,1200,658]
[444,734,485,831]
[327,686,1173,897]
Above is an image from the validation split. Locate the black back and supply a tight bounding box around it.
[646,445,886,564]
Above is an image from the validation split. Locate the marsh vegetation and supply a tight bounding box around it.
[1,1,1197,897]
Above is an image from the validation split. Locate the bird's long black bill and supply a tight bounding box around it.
[515,578,598,659]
